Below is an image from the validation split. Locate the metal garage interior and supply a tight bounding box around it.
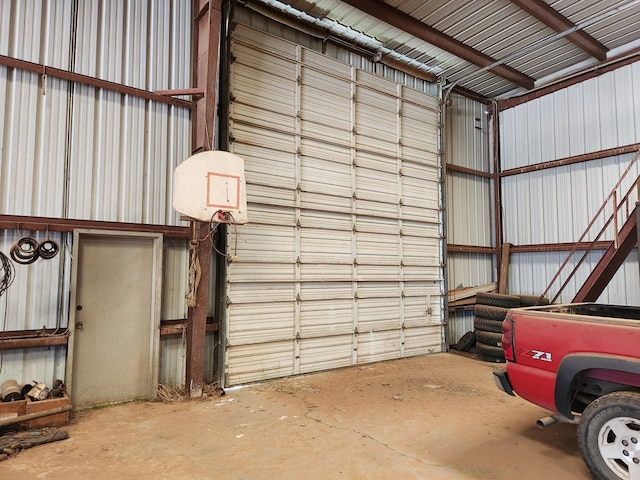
[0,0,640,405]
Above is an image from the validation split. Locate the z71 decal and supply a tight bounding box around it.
[518,348,552,362]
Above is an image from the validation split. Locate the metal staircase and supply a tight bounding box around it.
[541,150,640,304]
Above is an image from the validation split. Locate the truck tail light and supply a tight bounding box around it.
[502,316,515,362]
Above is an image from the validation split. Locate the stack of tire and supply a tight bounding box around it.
[473,293,551,362]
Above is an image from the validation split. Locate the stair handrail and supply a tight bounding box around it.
[541,149,640,303]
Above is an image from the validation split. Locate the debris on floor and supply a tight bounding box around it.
[0,428,68,461]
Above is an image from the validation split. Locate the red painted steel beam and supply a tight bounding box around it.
[573,209,638,302]
[447,244,495,254]
[509,0,608,61]
[500,144,640,177]
[499,48,640,110]
[338,0,535,90]
[0,55,193,110]
[186,0,223,398]
[0,215,190,239]
[446,164,493,179]
[510,241,612,253]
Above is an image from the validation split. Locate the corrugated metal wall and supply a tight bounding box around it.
[445,94,494,343]
[0,1,193,386]
[500,62,640,304]
[226,23,444,386]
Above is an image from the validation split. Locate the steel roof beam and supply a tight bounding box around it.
[509,0,608,61]
[338,0,535,90]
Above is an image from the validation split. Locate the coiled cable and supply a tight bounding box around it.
[0,250,14,297]
[38,239,60,259]
[10,237,39,265]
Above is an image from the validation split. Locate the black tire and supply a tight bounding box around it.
[577,391,640,480]
[473,305,509,321]
[455,331,476,352]
[477,354,506,363]
[473,317,503,334]
[475,341,504,359]
[475,330,502,347]
[518,294,550,306]
[476,292,521,308]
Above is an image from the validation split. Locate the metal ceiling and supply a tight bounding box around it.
[248,0,640,99]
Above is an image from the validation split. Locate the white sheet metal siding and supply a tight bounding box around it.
[226,24,443,386]
[501,63,640,170]
[1,1,192,223]
[0,1,192,387]
[445,94,494,343]
[500,62,640,303]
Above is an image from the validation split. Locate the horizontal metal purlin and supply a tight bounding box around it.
[500,143,640,177]
[447,244,495,254]
[0,215,190,239]
[510,241,612,253]
[0,55,194,110]
[447,164,493,178]
[499,49,640,111]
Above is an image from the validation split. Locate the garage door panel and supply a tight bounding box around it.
[403,237,440,264]
[401,146,439,165]
[300,209,352,231]
[401,205,440,223]
[231,102,295,132]
[356,216,399,235]
[233,24,299,60]
[402,102,439,127]
[402,180,440,208]
[231,123,296,156]
[356,167,398,203]
[228,282,295,304]
[233,225,296,262]
[300,191,353,214]
[402,87,439,109]
[228,302,295,344]
[300,281,353,301]
[300,299,353,336]
[228,262,295,283]
[228,25,443,386]
[300,264,353,282]
[355,198,400,217]
[226,341,295,385]
[356,70,398,95]
[301,119,352,146]
[357,282,400,299]
[356,232,400,265]
[246,184,295,208]
[401,220,440,239]
[244,204,296,228]
[301,228,352,263]
[358,300,402,332]
[402,161,439,181]
[299,336,353,373]
[402,265,442,281]
[403,280,443,298]
[357,330,402,364]
[231,74,296,117]
[404,326,442,356]
[302,49,352,77]
[301,156,352,197]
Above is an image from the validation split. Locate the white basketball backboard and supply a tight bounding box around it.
[173,151,248,223]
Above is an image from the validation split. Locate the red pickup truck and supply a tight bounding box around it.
[493,303,640,480]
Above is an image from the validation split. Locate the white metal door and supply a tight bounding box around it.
[67,231,162,408]
[226,24,443,385]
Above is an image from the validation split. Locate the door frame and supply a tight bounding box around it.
[66,229,163,406]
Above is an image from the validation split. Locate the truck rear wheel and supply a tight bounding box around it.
[577,391,640,480]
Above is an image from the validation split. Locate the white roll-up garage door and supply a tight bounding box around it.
[225,24,443,385]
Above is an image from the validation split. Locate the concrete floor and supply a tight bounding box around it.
[0,352,591,479]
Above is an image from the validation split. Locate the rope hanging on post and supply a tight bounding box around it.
[185,223,202,308]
